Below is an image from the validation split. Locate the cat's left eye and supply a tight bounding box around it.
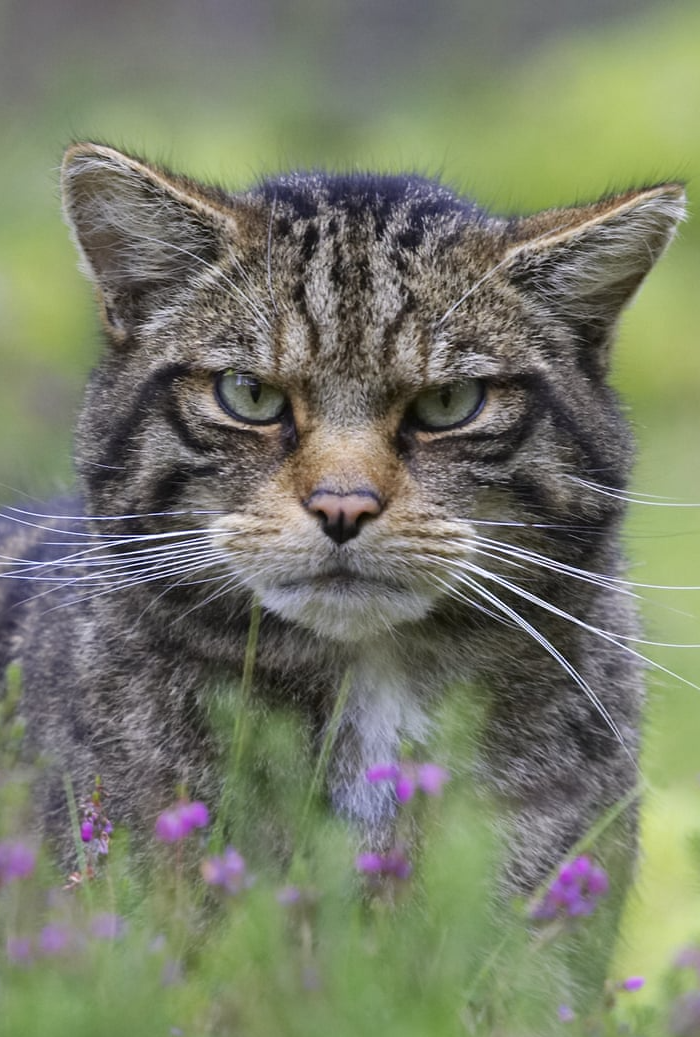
[216,371,287,424]
[411,380,485,431]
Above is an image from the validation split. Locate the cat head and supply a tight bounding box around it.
[61,143,685,641]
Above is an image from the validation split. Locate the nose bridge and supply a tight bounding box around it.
[296,424,395,499]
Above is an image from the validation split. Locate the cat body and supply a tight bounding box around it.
[0,145,685,894]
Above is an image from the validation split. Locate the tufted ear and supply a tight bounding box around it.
[61,143,233,338]
[504,183,686,358]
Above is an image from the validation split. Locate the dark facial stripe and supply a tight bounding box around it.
[380,294,416,365]
[147,464,220,515]
[92,362,194,484]
[291,281,321,358]
[512,372,629,486]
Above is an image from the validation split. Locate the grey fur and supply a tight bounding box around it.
[0,145,686,899]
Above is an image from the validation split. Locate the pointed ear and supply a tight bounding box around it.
[61,143,232,338]
[504,183,686,356]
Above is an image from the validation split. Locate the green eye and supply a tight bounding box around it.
[216,371,287,424]
[411,380,485,430]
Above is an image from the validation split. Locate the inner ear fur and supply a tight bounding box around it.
[61,143,238,334]
[504,183,686,343]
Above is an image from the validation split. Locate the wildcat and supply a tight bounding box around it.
[0,143,685,902]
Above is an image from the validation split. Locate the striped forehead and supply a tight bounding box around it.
[257,176,477,400]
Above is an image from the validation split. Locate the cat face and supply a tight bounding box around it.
[62,146,685,643]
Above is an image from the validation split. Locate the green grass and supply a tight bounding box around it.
[3,693,697,1037]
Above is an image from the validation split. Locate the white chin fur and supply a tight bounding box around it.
[258,584,437,642]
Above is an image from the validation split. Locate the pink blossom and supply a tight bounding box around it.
[201,846,247,894]
[0,840,36,884]
[6,935,32,965]
[90,913,127,940]
[155,800,209,842]
[276,885,302,905]
[355,847,412,880]
[38,924,76,956]
[530,855,609,921]
[415,762,451,796]
[365,761,450,803]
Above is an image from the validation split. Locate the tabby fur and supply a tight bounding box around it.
[0,144,685,899]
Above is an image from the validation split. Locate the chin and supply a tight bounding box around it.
[258,582,437,643]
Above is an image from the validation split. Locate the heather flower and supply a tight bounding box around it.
[276,885,303,905]
[6,935,32,965]
[201,846,247,894]
[0,839,36,884]
[38,923,77,956]
[77,778,113,867]
[530,855,609,920]
[89,912,127,940]
[365,761,450,803]
[179,800,209,830]
[155,799,209,842]
[620,975,645,992]
[355,846,412,880]
[670,991,700,1036]
[676,946,700,975]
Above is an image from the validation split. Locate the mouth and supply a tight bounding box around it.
[258,570,437,642]
[277,572,404,592]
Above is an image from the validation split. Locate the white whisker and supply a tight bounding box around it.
[438,554,700,691]
[568,475,700,508]
[425,561,635,761]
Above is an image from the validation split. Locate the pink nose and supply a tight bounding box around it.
[304,490,383,545]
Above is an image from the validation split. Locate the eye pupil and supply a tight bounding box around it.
[217,371,287,424]
[411,379,485,431]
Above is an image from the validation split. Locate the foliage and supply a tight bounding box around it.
[2,690,697,1037]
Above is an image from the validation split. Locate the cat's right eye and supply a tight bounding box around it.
[215,371,288,425]
[410,379,486,431]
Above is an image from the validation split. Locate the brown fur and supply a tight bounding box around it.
[0,147,685,925]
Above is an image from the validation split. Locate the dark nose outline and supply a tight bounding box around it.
[304,489,384,545]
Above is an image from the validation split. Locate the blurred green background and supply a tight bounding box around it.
[1,0,699,993]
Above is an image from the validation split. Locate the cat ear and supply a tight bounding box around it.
[504,183,686,355]
[61,143,230,338]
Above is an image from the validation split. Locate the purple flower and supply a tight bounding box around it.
[38,924,75,956]
[0,840,36,884]
[155,800,209,842]
[395,773,417,803]
[77,780,113,866]
[276,885,302,905]
[365,764,401,783]
[201,846,247,894]
[557,1004,576,1023]
[90,913,127,940]
[676,946,700,975]
[179,801,209,830]
[154,809,187,842]
[6,935,32,965]
[670,991,700,1036]
[365,761,450,803]
[415,763,451,796]
[620,975,645,992]
[530,855,609,921]
[355,847,412,880]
